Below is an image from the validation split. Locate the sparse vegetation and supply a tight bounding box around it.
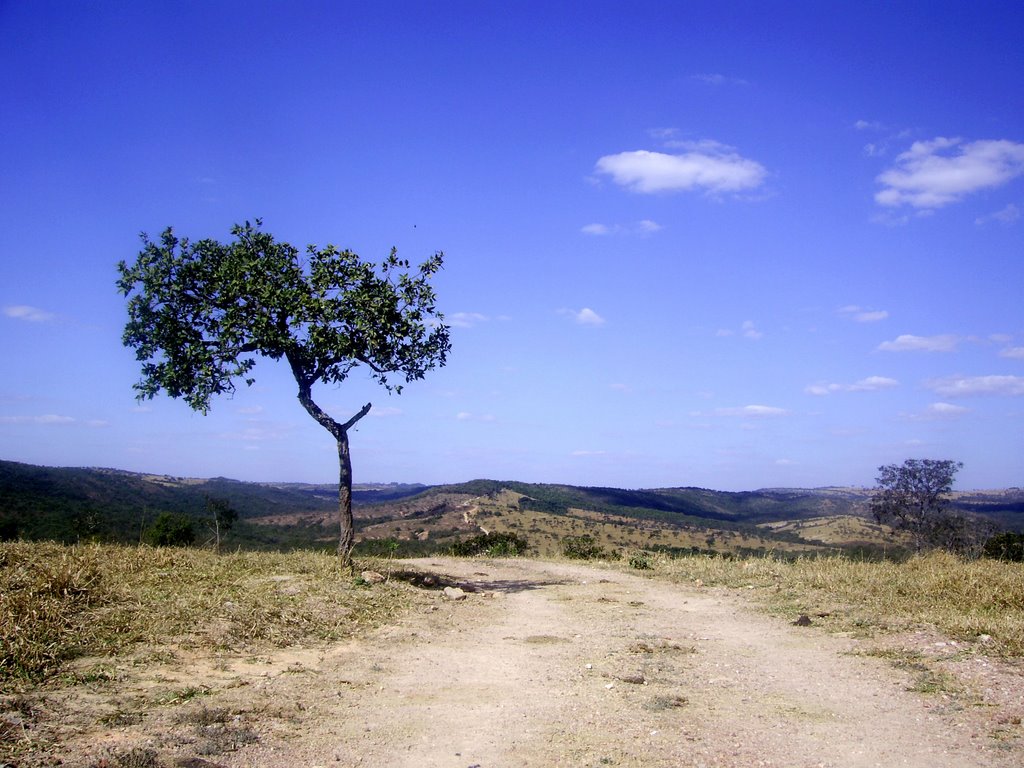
[561,534,610,560]
[649,550,1024,657]
[0,541,414,691]
[449,531,529,557]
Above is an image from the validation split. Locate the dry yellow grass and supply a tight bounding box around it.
[0,541,411,690]
[645,550,1024,657]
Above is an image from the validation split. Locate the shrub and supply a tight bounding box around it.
[145,512,196,547]
[450,531,528,557]
[561,534,607,560]
[629,551,652,570]
[983,531,1024,562]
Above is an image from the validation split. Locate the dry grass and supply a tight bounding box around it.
[644,550,1024,657]
[0,541,411,691]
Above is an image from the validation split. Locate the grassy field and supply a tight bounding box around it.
[645,549,1024,657]
[0,541,412,691]
[3,540,1021,693]
[2,540,1022,764]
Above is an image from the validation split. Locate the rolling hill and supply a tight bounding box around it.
[2,459,1021,556]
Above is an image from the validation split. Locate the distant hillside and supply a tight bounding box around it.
[2,460,1021,556]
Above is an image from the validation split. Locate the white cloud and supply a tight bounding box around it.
[741,320,762,340]
[1,413,76,425]
[876,138,1024,209]
[976,203,1021,226]
[4,305,55,322]
[449,312,488,328]
[716,405,789,417]
[595,145,767,195]
[838,305,889,323]
[690,73,749,87]
[1000,346,1024,359]
[901,402,969,422]
[926,375,1024,397]
[806,376,899,395]
[456,411,496,422]
[563,307,605,326]
[717,320,763,339]
[571,449,607,457]
[581,220,663,236]
[926,402,969,416]
[877,334,959,352]
[854,119,884,131]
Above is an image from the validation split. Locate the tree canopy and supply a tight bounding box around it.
[870,459,967,553]
[118,220,450,563]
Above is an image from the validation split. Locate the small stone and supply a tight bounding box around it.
[361,570,385,584]
[793,614,812,626]
[620,673,646,685]
[443,586,467,601]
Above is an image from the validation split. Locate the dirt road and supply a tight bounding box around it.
[215,558,1019,768]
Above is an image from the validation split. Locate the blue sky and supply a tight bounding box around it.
[2,1,1022,491]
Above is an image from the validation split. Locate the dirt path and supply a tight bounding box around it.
[212,558,1019,768]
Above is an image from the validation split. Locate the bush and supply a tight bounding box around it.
[983,531,1024,562]
[629,551,652,570]
[561,534,607,560]
[145,512,196,547]
[450,532,528,557]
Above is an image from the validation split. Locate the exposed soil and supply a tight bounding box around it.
[13,558,1024,767]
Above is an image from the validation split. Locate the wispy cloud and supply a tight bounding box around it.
[838,305,889,323]
[595,142,766,196]
[449,312,489,328]
[976,203,1021,226]
[4,305,55,322]
[689,73,749,87]
[717,320,763,340]
[0,413,107,426]
[581,219,663,236]
[560,307,605,327]
[905,402,970,420]
[877,334,959,352]
[716,405,789,417]
[876,138,1024,209]
[805,376,899,396]
[926,375,1024,397]
[456,411,496,422]
[1000,346,1024,359]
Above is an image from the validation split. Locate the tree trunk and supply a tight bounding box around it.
[288,354,372,567]
[337,429,355,566]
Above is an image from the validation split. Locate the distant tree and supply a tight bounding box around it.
[870,459,967,553]
[117,220,450,567]
[205,495,237,553]
[146,512,196,547]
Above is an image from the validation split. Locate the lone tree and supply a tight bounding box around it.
[870,459,964,553]
[117,220,450,566]
[205,494,238,553]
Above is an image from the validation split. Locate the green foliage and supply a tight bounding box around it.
[450,531,529,557]
[116,220,450,413]
[984,531,1024,562]
[628,551,652,570]
[561,534,608,560]
[145,512,196,547]
[117,220,451,563]
[870,459,965,553]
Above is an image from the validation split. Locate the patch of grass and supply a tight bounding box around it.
[0,541,415,691]
[650,550,1024,657]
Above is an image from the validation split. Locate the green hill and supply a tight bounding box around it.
[2,460,1021,556]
